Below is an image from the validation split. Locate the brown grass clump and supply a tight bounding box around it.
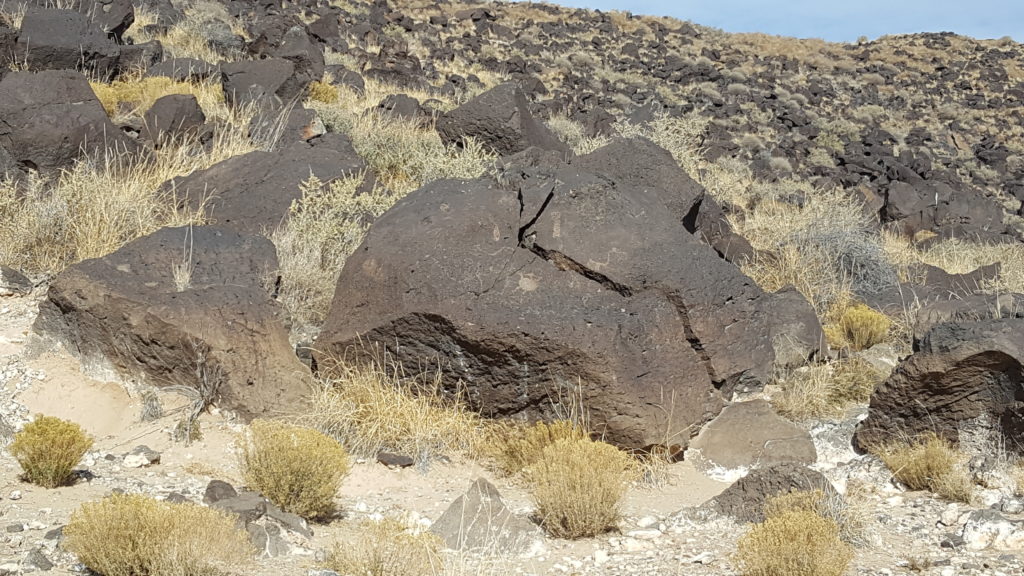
[9,415,92,488]
[303,362,482,464]
[485,420,589,476]
[322,517,443,576]
[526,437,633,539]
[239,419,351,521]
[763,489,869,547]
[772,358,884,421]
[734,508,853,576]
[824,301,892,351]
[870,433,974,503]
[64,493,253,576]
[90,76,225,120]
[1012,462,1024,497]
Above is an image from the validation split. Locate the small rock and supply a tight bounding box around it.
[123,445,161,468]
[0,266,32,296]
[43,527,63,541]
[9,490,21,500]
[940,533,965,548]
[165,492,189,504]
[376,452,415,468]
[685,551,715,564]
[203,480,238,505]
[960,509,1024,551]
[593,550,609,565]
[1001,498,1024,515]
[6,523,24,533]
[22,549,53,571]
[625,528,662,540]
[940,504,961,526]
[635,516,659,529]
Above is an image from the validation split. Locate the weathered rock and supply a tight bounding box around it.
[146,58,219,82]
[315,159,821,449]
[221,58,304,107]
[171,141,364,235]
[377,452,414,468]
[959,509,1024,551]
[79,0,135,43]
[142,94,206,142]
[123,445,160,468]
[911,292,1024,344]
[212,491,268,524]
[21,548,52,572]
[0,266,32,296]
[430,478,544,553]
[855,318,1024,454]
[203,479,238,505]
[436,83,568,156]
[16,9,120,77]
[692,195,755,265]
[32,226,309,418]
[573,136,703,226]
[705,463,837,523]
[0,70,136,173]
[689,400,817,475]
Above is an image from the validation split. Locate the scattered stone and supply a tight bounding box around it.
[430,478,545,554]
[0,267,32,297]
[204,479,239,505]
[22,549,53,572]
[123,445,161,468]
[376,452,415,468]
[959,509,1024,551]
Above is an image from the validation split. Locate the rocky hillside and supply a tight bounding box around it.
[0,0,1023,575]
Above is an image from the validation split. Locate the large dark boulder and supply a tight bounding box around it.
[0,70,136,173]
[170,140,364,236]
[142,94,206,142]
[221,58,305,107]
[16,9,120,77]
[705,463,837,523]
[79,0,135,43]
[315,155,822,449]
[32,226,310,418]
[854,318,1024,455]
[436,83,568,156]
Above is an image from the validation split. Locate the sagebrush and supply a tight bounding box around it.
[870,432,974,503]
[240,419,351,521]
[485,420,589,476]
[526,437,633,539]
[323,517,443,576]
[734,508,853,576]
[64,493,253,576]
[9,415,92,488]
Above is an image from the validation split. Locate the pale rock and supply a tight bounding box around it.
[593,550,609,565]
[626,528,662,540]
[959,509,1024,551]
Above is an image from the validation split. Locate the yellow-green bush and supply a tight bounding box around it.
[734,508,853,576]
[485,420,589,476]
[870,432,973,503]
[239,419,351,521]
[526,437,633,539]
[824,302,892,351]
[308,80,340,104]
[323,517,443,576]
[64,493,252,576]
[9,415,92,488]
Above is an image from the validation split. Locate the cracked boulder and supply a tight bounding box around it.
[436,82,568,156]
[854,318,1024,455]
[315,154,822,449]
[32,226,310,418]
[16,8,121,78]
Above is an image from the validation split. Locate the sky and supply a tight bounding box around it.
[517,0,1024,42]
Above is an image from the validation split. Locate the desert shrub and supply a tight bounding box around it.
[64,493,253,576]
[239,419,351,521]
[763,489,868,546]
[308,80,339,104]
[272,175,396,326]
[9,415,92,488]
[485,420,589,476]
[733,508,853,576]
[772,358,884,421]
[322,517,443,576]
[824,302,892,351]
[526,437,633,539]
[870,433,973,503]
[303,362,481,463]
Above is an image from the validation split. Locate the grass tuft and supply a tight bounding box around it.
[484,420,589,477]
[526,437,633,539]
[64,493,253,576]
[239,419,351,521]
[869,432,974,503]
[9,415,92,488]
[824,301,892,351]
[303,362,482,464]
[322,517,443,576]
[772,358,884,421]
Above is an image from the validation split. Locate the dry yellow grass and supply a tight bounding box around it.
[90,75,225,121]
[546,115,610,155]
[772,358,884,421]
[484,420,589,476]
[763,488,869,547]
[526,437,633,539]
[307,80,340,104]
[239,419,351,521]
[64,493,253,576]
[734,508,853,576]
[823,301,892,351]
[9,415,93,488]
[323,517,443,576]
[272,174,396,326]
[303,361,482,464]
[870,432,974,503]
